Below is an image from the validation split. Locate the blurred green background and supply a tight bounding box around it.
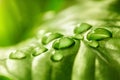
[0,0,77,47]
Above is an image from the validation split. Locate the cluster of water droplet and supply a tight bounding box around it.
[9,23,112,62]
[74,23,112,48]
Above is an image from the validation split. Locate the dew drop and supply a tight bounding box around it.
[51,53,63,62]
[74,23,92,34]
[52,37,75,50]
[42,33,63,44]
[87,28,112,41]
[32,47,48,56]
[9,50,26,59]
[59,37,75,49]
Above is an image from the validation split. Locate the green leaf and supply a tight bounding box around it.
[0,0,120,80]
[72,41,96,80]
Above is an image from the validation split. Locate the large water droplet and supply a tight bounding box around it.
[52,37,75,50]
[32,47,48,56]
[51,53,63,62]
[74,23,92,34]
[42,33,63,44]
[59,37,75,49]
[9,50,26,59]
[87,28,112,41]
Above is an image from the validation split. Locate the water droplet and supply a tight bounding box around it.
[73,34,83,40]
[42,33,63,44]
[9,50,26,59]
[87,28,112,41]
[87,40,99,48]
[51,53,63,62]
[59,37,75,49]
[32,47,48,56]
[74,23,92,34]
[52,37,75,49]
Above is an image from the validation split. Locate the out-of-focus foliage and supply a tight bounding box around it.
[0,0,76,47]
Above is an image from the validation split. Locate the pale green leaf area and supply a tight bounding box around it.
[0,0,120,80]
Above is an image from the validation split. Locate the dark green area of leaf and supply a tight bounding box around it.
[0,75,11,80]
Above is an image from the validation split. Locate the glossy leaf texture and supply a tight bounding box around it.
[0,0,120,80]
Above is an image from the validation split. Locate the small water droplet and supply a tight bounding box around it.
[42,33,63,45]
[52,37,75,50]
[9,50,26,59]
[51,53,63,62]
[87,28,112,41]
[74,23,92,34]
[87,40,99,48]
[32,47,48,56]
